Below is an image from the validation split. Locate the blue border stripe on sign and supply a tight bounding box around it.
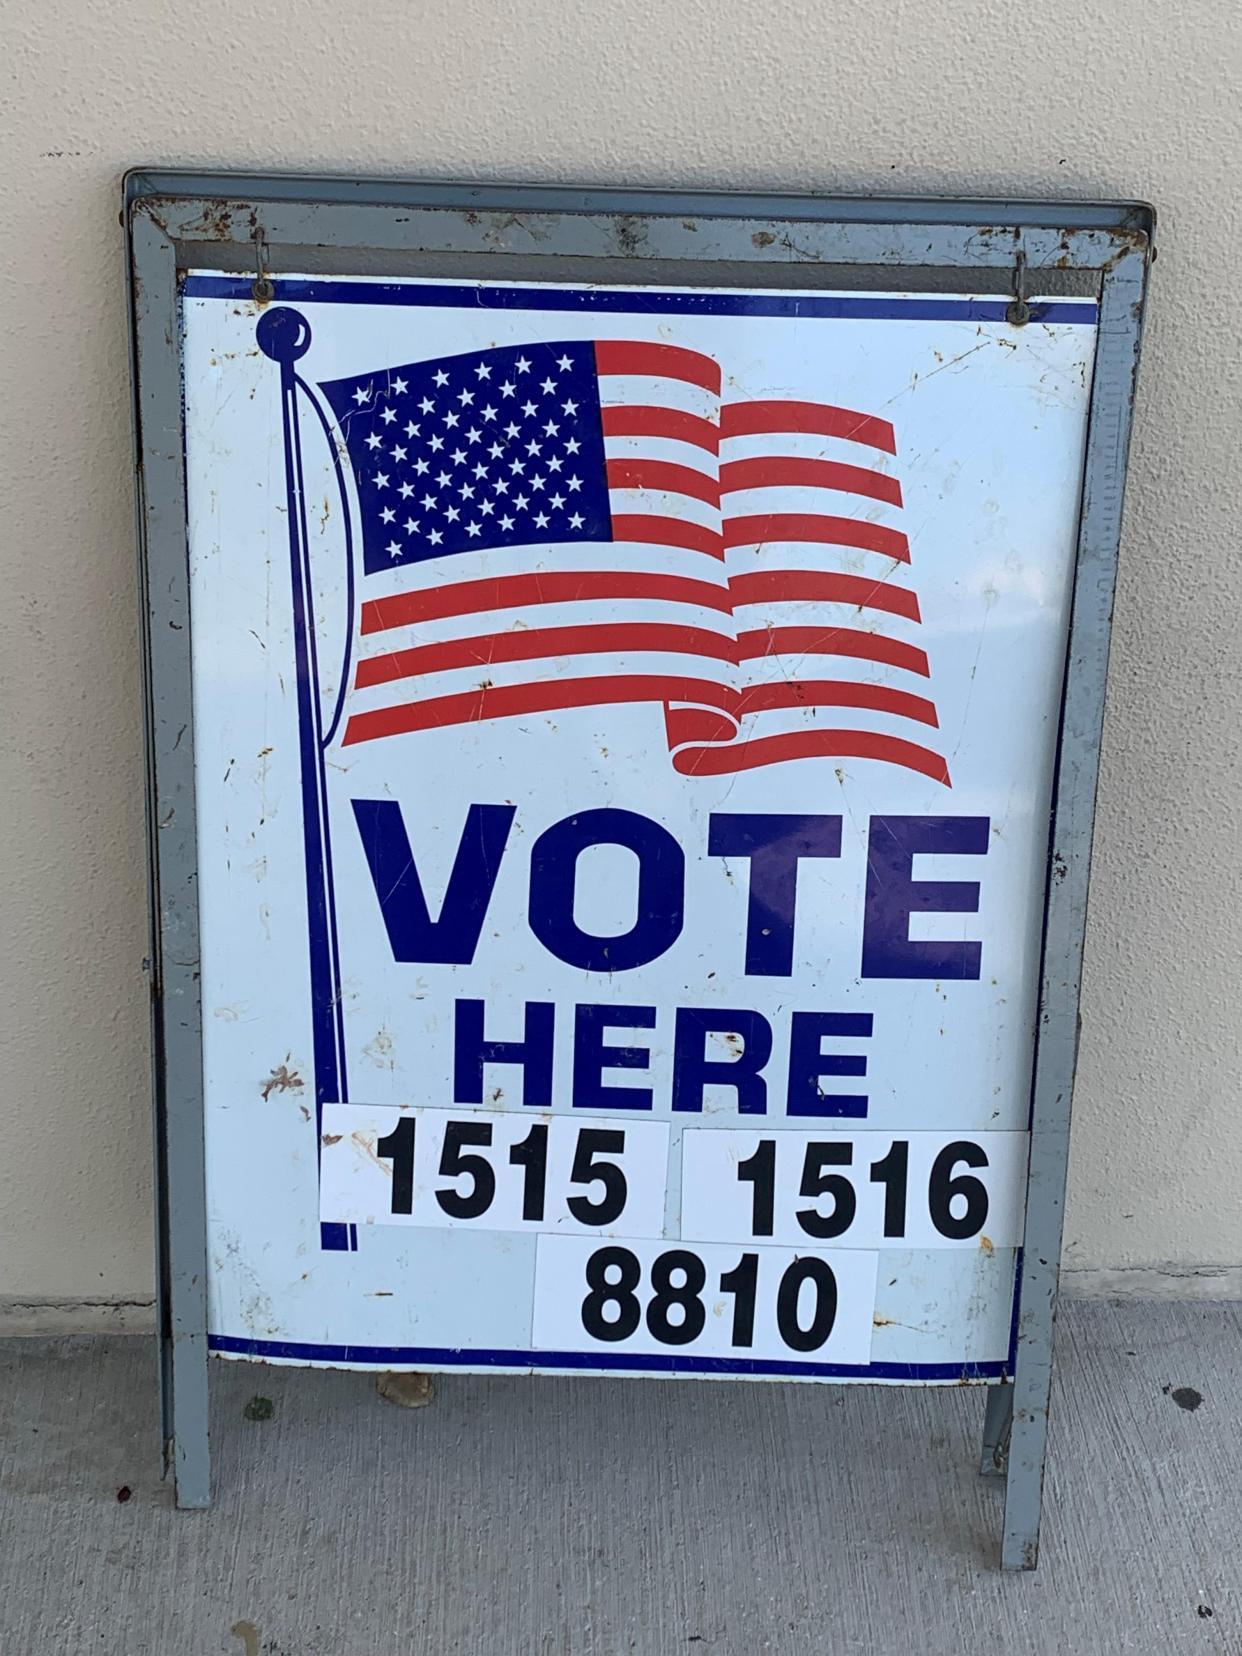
[181,274,1098,324]
[207,1333,1009,1380]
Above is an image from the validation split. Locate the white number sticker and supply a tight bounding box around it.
[320,1104,669,1238]
[534,1236,877,1364]
[679,1129,1027,1250]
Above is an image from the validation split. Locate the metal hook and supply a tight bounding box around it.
[252,234,274,307]
[1007,250,1031,327]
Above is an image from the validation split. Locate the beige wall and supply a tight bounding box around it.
[2,0,1239,1313]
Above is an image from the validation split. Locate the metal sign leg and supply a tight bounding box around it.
[168,1334,212,1508]
[998,245,1150,1570]
[979,1381,1013,1476]
[153,1028,213,1511]
[1002,1254,1060,1570]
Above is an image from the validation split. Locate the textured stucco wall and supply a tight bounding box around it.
[2,0,1239,1308]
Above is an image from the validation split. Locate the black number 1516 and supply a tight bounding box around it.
[736,1137,990,1240]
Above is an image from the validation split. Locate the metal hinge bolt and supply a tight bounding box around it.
[1007,250,1031,327]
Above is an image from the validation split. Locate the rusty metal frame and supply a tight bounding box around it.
[125,170,1152,1565]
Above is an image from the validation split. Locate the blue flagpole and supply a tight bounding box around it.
[257,306,354,1252]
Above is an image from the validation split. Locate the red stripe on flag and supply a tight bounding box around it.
[342,675,735,746]
[664,704,738,746]
[595,341,721,393]
[736,679,940,728]
[736,626,930,677]
[601,406,720,452]
[611,513,724,559]
[360,570,734,635]
[723,514,910,562]
[721,400,896,453]
[728,569,921,623]
[606,459,721,506]
[674,730,950,785]
[719,456,903,507]
[356,622,735,689]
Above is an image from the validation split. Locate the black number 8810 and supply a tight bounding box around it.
[580,1245,838,1353]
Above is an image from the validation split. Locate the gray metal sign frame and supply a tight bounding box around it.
[125,169,1152,1570]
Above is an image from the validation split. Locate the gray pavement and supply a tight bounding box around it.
[0,1299,1237,1654]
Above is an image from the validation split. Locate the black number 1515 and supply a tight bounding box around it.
[376,1117,630,1227]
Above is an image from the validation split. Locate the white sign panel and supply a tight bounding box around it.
[181,273,1095,1381]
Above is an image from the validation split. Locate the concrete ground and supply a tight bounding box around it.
[0,1300,1237,1655]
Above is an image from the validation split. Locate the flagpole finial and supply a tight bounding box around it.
[256,307,312,364]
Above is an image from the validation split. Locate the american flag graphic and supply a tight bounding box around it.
[320,337,949,785]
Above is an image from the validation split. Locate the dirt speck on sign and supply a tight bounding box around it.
[261,1064,304,1101]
